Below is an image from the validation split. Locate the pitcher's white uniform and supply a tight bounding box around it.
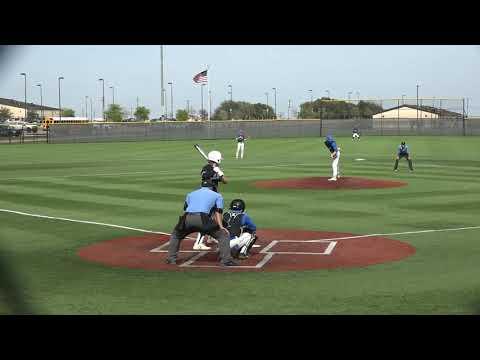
[235,131,246,159]
[324,135,341,181]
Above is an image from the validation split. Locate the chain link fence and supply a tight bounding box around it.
[46,117,480,144]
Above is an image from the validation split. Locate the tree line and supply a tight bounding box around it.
[1,97,384,123]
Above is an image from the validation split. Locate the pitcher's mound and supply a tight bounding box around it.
[254,177,407,190]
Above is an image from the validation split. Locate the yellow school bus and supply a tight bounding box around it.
[42,117,103,130]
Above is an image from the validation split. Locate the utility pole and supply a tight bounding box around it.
[161,45,165,119]
[58,76,64,122]
[98,78,105,121]
[272,87,277,119]
[265,92,269,119]
[416,84,419,121]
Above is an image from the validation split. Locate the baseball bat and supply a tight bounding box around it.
[194,144,209,160]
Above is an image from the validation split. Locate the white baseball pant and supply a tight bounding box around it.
[236,142,245,159]
[332,149,341,178]
[230,232,253,251]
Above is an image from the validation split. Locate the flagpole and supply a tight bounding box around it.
[207,64,211,121]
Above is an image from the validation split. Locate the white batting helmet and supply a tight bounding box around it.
[208,150,223,164]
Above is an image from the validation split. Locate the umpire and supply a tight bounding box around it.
[166,178,238,267]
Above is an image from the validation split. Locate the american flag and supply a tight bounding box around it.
[193,70,208,84]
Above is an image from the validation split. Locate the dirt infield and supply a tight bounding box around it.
[254,177,407,190]
[77,228,416,272]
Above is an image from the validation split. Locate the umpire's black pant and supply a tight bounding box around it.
[167,212,232,264]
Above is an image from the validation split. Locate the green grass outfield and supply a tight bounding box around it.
[1,135,480,314]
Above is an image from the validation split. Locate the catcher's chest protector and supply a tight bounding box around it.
[223,212,244,237]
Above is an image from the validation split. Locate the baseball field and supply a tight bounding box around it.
[1,135,480,314]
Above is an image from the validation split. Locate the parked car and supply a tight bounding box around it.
[0,124,22,137]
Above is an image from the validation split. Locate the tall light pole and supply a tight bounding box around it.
[227,85,232,120]
[85,96,89,120]
[90,96,93,121]
[308,89,313,103]
[325,90,330,98]
[272,87,277,119]
[109,86,115,106]
[168,82,173,119]
[36,83,43,120]
[348,91,352,101]
[208,90,212,121]
[201,84,205,120]
[98,78,105,121]
[416,84,420,120]
[356,91,360,102]
[160,45,165,119]
[288,99,292,120]
[402,94,406,105]
[162,88,167,119]
[58,76,64,122]
[20,73,27,120]
[186,99,190,114]
[265,92,269,119]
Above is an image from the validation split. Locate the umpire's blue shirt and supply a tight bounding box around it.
[185,187,224,214]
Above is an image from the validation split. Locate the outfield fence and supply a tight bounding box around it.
[45,117,480,143]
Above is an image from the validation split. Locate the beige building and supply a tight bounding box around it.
[0,97,60,120]
[373,105,461,119]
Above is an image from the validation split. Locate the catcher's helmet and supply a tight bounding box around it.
[401,141,406,145]
[208,150,223,164]
[230,199,246,212]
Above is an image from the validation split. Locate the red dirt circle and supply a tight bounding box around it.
[77,228,416,272]
[254,177,407,190]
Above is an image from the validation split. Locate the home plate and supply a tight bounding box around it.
[355,158,366,161]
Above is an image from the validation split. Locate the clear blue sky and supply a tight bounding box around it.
[1,45,479,118]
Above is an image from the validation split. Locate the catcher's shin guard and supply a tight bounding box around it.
[393,159,399,170]
[240,234,257,256]
[408,159,413,171]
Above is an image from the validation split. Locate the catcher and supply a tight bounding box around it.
[193,150,228,250]
[223,199,258,259]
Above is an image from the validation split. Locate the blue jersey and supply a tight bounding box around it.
[398,144,409,155]
[324,136,338,153]
[185,187,224,214]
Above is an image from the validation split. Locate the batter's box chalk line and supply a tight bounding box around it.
[150,239,337,269]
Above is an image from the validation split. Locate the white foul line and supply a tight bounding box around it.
[0,208,170,236]
[302,226,480,242]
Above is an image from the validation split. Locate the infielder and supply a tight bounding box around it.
[193,150,228,250]
[223,199,258,259]
[166,178,238,267]
[235,130,247,159]
[394,141,414,172]
[352,127,360,140]
[324,134,341,181]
